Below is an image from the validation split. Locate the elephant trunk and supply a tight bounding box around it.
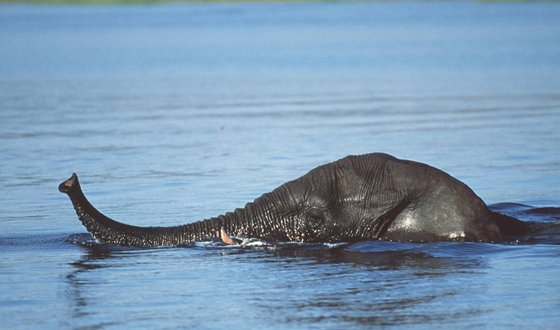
[58,173,277,247]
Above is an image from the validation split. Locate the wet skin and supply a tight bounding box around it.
[59,153,528,247]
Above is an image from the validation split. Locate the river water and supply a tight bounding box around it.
[1,2,560,329]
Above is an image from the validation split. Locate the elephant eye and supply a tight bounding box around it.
[306,208,325,228]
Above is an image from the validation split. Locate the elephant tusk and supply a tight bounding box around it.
[220,228,237,245]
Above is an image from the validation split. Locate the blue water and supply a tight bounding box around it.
[1,2,560,329]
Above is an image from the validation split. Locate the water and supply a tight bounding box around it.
[1,2,560,329]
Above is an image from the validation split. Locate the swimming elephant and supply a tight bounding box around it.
[59,153,528,247]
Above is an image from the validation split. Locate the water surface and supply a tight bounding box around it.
[1,2,559,329]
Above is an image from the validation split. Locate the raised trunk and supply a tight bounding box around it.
[58,173,278,247]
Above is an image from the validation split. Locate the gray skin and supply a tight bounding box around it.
[59,153,528,247]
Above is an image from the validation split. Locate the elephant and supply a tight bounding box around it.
[59,153,529,247]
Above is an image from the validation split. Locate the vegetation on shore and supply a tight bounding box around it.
[2,0,329,4]
[1,0,556,4]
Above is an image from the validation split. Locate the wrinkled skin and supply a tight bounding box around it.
[59,153,528,247]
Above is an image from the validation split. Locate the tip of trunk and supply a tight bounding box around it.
[59,173,79,194]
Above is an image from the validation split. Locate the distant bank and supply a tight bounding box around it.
[1,0,328,4]
[1,0,554,4]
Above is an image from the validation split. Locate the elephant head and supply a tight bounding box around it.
[59,153,527,247]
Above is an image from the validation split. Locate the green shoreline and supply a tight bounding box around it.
[2,0,348,4]
[1,0,557,4]
[1,0,313,3]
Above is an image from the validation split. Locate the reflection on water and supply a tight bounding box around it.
[61,234,490,328]
[271,246,486,326]
[274,244,475,270]
[66,250,111,320]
